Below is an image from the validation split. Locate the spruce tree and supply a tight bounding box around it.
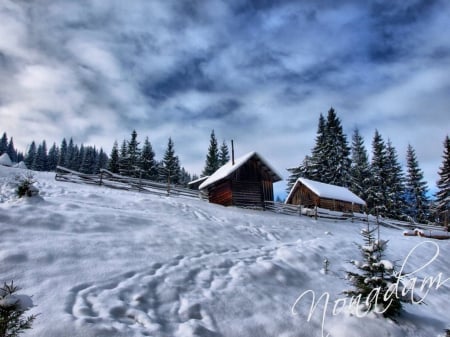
[118,139,128,176]
[24,141,36,168]
[344,222,405,318]
[322,108,351,186]
[350,128,371,204]
[65,138,75,169]
[33,141,48,171]
[405,144,429,223]
[385,140,406,220]
[94,148,108,174]
[47,143,59,171]
[219,140,230,166]
[58,138,67,167]
[308,113,327,181]
[436,135,450,225]
[160,137,180,185]
[0,132,8,156]
[108,141,120,173]
[202,130,220,176]
[140,137,157,180]
[127,130,141,177]
[367,130,389,215]
[6,138,17,163]
[286,155,312,193]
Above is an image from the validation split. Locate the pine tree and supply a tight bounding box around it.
[65,138,75,169]
[350,128,371,204]
[308,113,327,181]
[286,155,312,193]
[219,140,230,166]
[58,138,67,167]
[33,141,48,171]
[179,167,192,187]
[202,130,220,176]
[436,135,450,225]
[47,143,59,171]
[367,130,389,215]
[118,139,128,176]
[344,222,405,318]
[322,108,351,186]
[80,146,95,174]
[405,144,429,223]
[24,142,36,168]
[384,140,406,220]
[140,137,157,180]
[6,137,17,163]
[108,141,120,173]
[0,132,8,156]
[94,148,108,174]
[160,137,180,185]
[127,130,141,177]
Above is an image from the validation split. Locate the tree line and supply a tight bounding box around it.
[286,108,449,224]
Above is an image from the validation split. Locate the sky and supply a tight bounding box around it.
[0,0,449,197]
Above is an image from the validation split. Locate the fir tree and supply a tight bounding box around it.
[344,222,406,318]
[24,142,36,169]
[127,130,141,177]
[350,128,371,203]
[308,113,327,181]
[286,155,312,193]
[6,138,17,163]
[118,139,128,175]
[384,140,406,220]
[0,132,8,156]
[108,141,120,173]
[367,130,388,215]
[58,138,67,167]
[160,137,180,185]
[436,135,450,225]
[33,141,48,171]
[202,130,220,176]
[47,143,59,171]
[65,138,75,169]
[80,146,95,174]
[322,108,351,186]
[94,148,108,174]
[405,144,429,223]
[179,167,192,187]
[219,140,230,166]
[140,137,157,180]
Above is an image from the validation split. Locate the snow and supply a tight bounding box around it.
[199,151,282,190]
[0,165,449,337]
[287,178,366,205]
[15,161,28,169]
[0,153,13,167]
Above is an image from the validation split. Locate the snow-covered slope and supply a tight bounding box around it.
[0,166,449,337]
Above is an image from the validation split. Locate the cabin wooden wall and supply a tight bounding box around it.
[209,180,233,206]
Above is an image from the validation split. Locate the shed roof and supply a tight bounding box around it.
[286,177,366,205]
[199,151,282,190]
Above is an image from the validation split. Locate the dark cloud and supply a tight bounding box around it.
[0,0,449,194]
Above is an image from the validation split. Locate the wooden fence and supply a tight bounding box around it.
[55,166,202,199]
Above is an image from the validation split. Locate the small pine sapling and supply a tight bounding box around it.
[344,221,406,319]
[0,281,36,337]
[15,174,38,198]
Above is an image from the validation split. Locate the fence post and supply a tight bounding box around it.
[314,206,318,220]
[99,170,103,186]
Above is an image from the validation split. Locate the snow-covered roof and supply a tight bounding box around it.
[286,177,366,205]
[187,176,209,186]
[199,151,282,190]
[0,153,12,167]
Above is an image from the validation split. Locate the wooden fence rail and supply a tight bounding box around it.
[55,166,200,199]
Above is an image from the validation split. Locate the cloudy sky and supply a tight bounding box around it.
[1,0,449,196]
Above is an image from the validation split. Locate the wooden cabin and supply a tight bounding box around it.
[187,176,209,190]
[199,152,282,208]
[285,178,366,213]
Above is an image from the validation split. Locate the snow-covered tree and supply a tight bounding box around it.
[344,222,405,318]
[202,130,220,176]
[350,128,371,203]
[321,108,351,186]
[384,140,406,220]
[80,146,95,174]
[219,140,230,166]
[127,130,141,177]
[108,141,120,173]
[367,130,388,215]
[159,137,180,185]
[118,139,128,176]
[286,155,312,193]
[405,144,429,223]
[140,137,158,180]
[436,135,450,225]
[94,148,108,174]
[308,113,327,181]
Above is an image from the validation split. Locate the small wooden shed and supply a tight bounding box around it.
[199,152,282,208]
[285,178,366,213]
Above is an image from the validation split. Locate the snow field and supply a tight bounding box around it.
[0,165,449,337]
